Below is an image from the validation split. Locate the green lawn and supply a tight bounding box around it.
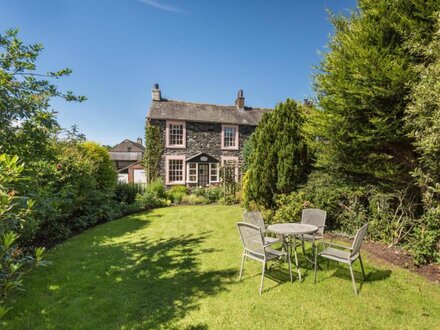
[3,205,440,329]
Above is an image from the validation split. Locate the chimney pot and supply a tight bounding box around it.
[137,137,143,145]
[235,89,245,110]
[152,83,161,101]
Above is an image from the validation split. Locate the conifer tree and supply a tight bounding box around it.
[244,99,311,208]
[311,0,439,186]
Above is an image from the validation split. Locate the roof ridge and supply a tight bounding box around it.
[159,99,271,111]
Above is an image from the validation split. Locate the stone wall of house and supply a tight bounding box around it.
[148,119,255,182]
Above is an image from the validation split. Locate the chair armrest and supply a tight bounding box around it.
[323,241,353,250]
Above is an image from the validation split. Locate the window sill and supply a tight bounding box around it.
[166,145,186,149]
[221,147,239,151]
[166,181,186,185]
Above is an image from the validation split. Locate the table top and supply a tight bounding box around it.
[267,223,318,235]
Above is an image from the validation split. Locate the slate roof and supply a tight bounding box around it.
[111,139,145,152]
[147,99,271,126]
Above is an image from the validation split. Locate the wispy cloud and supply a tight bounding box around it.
[139,0,186,14]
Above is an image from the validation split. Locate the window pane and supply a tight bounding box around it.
[169,123,184,146]
[210,163,218,182]
[169,159,183,182]
[223,126,236,148]
[188,163,197,182]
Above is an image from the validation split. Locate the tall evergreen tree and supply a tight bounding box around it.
[244,99,311,208]
[311,0,439,186]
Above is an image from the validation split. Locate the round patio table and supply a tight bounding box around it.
[267,223,318,282]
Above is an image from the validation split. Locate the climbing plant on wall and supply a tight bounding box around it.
[142,123,163,183]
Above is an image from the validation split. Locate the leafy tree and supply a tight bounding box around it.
[0,28,86,164]
[244,99,311,208]
[81,142,117,191]
[311,0,439,186]
[142,124,163,183]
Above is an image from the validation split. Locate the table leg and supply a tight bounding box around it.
[293,236,302,282]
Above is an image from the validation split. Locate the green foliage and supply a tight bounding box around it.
[136,179,170,209]
[115,183,146,205]
[241,138,254,171]
[31,141,121,244]
[80,142,117,191]
[0,28,85,165]
[146,178,167,199]
[135,191,170,209]
[143,124,163,183]
[0,154,47,316]
[410,207,440,265]
[167,186,188,204]
[271,192,313,225]
[306,0,440,263]
[192,186,222,203]
[181,195,209,205]
[244,99,311,208]
[311,0,439,185]
[404,25,440,262]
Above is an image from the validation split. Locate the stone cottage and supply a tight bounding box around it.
[146,84,271,186]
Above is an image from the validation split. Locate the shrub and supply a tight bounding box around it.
[115,183,145,204]
[410,207,440,265]
[80,141,117,191]
[192,186,222,203]
[181,195,209,205]
[0,154,47,317]
[167,185,189,204]
[219,196,236,206]
[272,192,312,224]
[135,191,170,209]
[146,178,167,199]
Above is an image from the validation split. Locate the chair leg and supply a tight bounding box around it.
[349,264,358,295]
[259,262,266,295]
[301,238,306,257]
[239,252,245,281]
[287,247,293,283]
[314,249,318,284]
[359,254,366,281]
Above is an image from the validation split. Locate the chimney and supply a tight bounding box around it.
[235,89,245,110]
[152,83,161,101]
[137,137,143,145]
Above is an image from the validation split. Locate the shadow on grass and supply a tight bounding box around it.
[95,229,235,328]
[311,257,392,294]
[6,213,235,329]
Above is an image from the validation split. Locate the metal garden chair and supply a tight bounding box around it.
[243,210,282,246]
[314,223,368,295]
[237,222,292,295]
[297,208,327,266]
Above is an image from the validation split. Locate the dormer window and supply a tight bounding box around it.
[221,124,239,150]
[166,121,186,148]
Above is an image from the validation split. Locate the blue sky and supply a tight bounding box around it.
[1,0,356,146]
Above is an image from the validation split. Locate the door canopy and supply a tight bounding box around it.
[186,153,219,163]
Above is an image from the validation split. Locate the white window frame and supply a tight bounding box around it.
[221,156,239,182]
[166,120,186,149]
[165,155,186,185]
[187,163,198,183]
[221,124,239,150]
[209,163,219,183]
